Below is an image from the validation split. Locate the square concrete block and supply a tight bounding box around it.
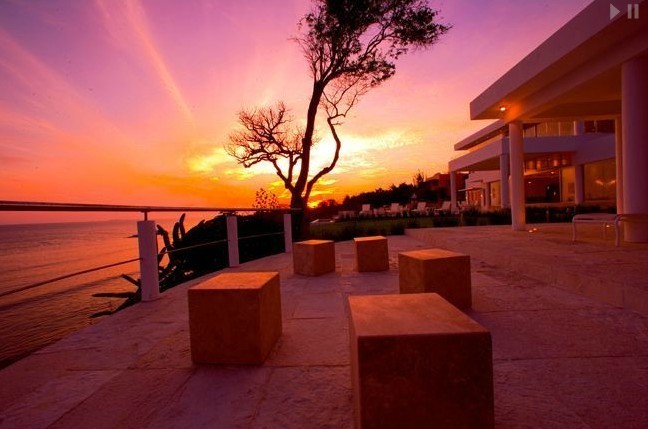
[293,240,335,276]
[399,248,472,309]
[188,272,282,365]
[348,293,494,429]
[354,236,389,272]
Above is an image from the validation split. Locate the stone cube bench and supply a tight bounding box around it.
[188,272,282,365]
[399,248,472,309]
[293,239,335,276]
[354,236,389,272]
[348,293,494,429]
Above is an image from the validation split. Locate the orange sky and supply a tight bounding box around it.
[0,0,592,223]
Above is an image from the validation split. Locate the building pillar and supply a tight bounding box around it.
[283,213,293,253]
[226,215,240,267]
[484,183,491,211]
[499,154,510,208]
[137,220,160,302]
[574,164,584,205]
[509,122,526,231]
[573,120,585,136]
[450,171,458,214]
[621,56,648,242]
[614,116,623,214]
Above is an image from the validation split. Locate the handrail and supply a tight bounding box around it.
[161,239,229,255]
[0,200,296,302]
[0,200,299,215]
[239,231,285,241]
[0,257,141,299]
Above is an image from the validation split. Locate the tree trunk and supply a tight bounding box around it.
[290,192,309,241]
[293,81,325,201]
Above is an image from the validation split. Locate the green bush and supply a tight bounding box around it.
[310,217,441,241]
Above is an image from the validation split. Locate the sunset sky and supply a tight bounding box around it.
[0,0,592,223]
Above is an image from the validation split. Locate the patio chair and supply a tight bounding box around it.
[411,201,430,216]
[388,203,402,217]
[359,204,372,217]
[434,201,452,215]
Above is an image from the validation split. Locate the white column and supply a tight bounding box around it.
[499,154,510,208]
[283,213,293,253]
[226,215,240,266]
[450,171,458,214]
[484,183,491,210]
[509,122,526,230]
[622,57,648,242]
[137,220,160,302]
[614,116,623,214]
[574,164,584,205]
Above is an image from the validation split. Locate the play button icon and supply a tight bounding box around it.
[610,3,621,19]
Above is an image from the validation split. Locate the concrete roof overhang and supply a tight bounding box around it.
[451,150,568,172]
[470,0,648,122]
[454,120,506,151]
[449,134,612,172]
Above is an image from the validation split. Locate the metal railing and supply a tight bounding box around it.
[0,200,297,302]
[0,257,141,299]
[0,200,295,219]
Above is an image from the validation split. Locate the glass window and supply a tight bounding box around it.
[523,125,537,138]
[524,175,560,203]
[596,120,615,133]
[534,121,562,137]
[561,166,575,202]
[467,189,483,207]
[490,181,501,207]
[584,120,615,134]
[584,159,616,201]
[545,122,560,136]
[559,122,575,136]
[535,123,548,137]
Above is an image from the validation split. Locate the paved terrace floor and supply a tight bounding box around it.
[407,223,648,314]
[1,226,647,428]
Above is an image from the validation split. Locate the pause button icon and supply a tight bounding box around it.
[628,3,640,19]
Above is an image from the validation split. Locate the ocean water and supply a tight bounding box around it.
[0,220,153,368]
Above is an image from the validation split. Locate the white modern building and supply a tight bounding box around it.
[448,0,648,242]
[450,119,616,210]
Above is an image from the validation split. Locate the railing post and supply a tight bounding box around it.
[226,215,239,267]
[284,213,293,253]
[137,220,160,301]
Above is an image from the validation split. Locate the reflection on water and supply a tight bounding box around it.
[0,220,149,369]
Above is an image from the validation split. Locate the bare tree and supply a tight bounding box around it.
[226,0,449,234]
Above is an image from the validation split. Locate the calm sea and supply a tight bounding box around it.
[0,219,179,369]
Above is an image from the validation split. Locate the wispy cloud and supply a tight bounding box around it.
[0,27,133,152]
[185,147,231,174]
[95,0,194,126]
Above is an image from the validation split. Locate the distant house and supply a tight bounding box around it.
[445,0,647,243]
[420,172,467,203]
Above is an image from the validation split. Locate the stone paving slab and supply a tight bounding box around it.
[144,366,270,429]
[0,232,647,428]
[494,356,648,428]
[49,368,192,429]
[251,366,352,429]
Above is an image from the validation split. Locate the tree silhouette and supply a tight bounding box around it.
[253,188,279,209]
[226,0,449,235]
